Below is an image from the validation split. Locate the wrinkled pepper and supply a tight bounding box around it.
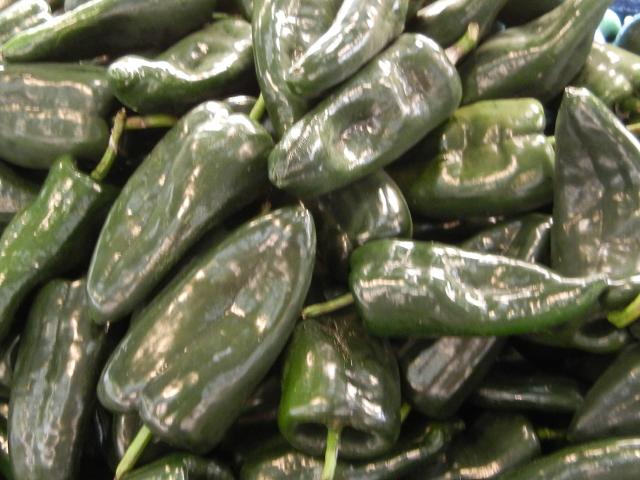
[0,161,37,226]
[123,453,234,480]
[98,207,316,453]
[0,0,50,44]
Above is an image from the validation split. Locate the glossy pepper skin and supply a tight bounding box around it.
[0,161,37,226]
[0,155,115,344]
[278,311,401,459]
[98,207,316,453]
[0,63,113,170]
[309,170,412,280]
[252,0,340,137]
[552,88,640,309]
[269,33,462,198]
[569,344,640,441]
[123,453,234,480]
[108,18,253,114]
[392,99,554,219]
[9,278,111,480]
[498,0,564,26]
[1,0,218,61]
[87,101,273,323]
[501,437,640,480]
[616,15,640,55]
[459,0,612,104]
[412,0,507,47]
[284,0,408,98]
[0,0,50,44]
[349,240,608,337]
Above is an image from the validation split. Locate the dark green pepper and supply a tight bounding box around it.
[278,310,401,459]
[392,99,554,219]
[0,0,50,44]
[501,437,640,479]
[0,155,115,344]
[0,161,37,226]
[269,33,462,198]
[498,0,564,26]
[284,0,408,97]
[309,170,412,281]
[122,453,234,480]
[460,0,611,104]
[616,14,640,55]
[108,18,254,114]
[569,344,640,441]
[349,240,608,337]
[9,278,111,480]
[87,101,273,323]
[1,0,218,61]
[98,207,316,453]
[0,63,113,170]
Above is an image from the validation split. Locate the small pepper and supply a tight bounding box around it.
[122,453,234,480]
[0,161,37,226]
[0,0,50,45]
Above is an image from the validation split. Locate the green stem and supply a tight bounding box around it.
[302,293,354,320]
[626,122,640,135]
[608,292,640,328]
[445,22,480,65]
[321,427,341,480]
[400,403,412,423]
[125,114,178,130]
[249,94,266,122]
[91,108,127,182]
[115,425,153,480]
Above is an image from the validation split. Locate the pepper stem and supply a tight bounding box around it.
[400,402,412,423]
[445,22,480,65]
[302,293,354,319]
[321,427,341,480]
[608,292,640,328]
[249,94,266,122]
[627,122,640,135]
[91,108,127,182]
[114,425,153,480]
[125,114,178,130]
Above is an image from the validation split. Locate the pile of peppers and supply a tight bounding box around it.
[2,0,640,479]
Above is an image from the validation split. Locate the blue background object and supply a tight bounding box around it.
[613,0,640,17]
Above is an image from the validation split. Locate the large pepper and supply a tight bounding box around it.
[349,240,608,337]
[269,33,462,198]
[98,207,316,453]
[0,0,50,44]
[87,101,273,323]
[108,18,254,114]
[252,0,340,136]
[569,344,640,441]
[0,63,113,170]
[278,310,401,459]
[309,170,412,281]
[1,0,218,61]
[391,98,554,219]
[284,0,408,98]
[498,0,564,26]
[0,161,37,226]
[501,437,640,479]
[616,14,640,55]
[459,0,611,104]
[0,154,116,344]
[9,278,112,480]
[122,453,234,480]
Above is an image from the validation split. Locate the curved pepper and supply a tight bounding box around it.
[460,0,612,104]
[616,14,640,55]
[108,18,254,114]
[284,0,408,98]
[98,207,316,453]
[269,33,462,198]
[392,98,554,219]
[1,0,218,61]
[87,101,273,323]
[278,310,401,459]
[0,161,37,226]
[0,0,50,44]
[123,453,234,480]
[349,240,608,337]
[309,170,412,280]
[0,63,113,170]
[569,344,640,441]
[252,0,341,136]
[412,0,507,47]
[498,0,564,26]
[501,437,640,479]
[9,278,111,480]
[0,155,115,344]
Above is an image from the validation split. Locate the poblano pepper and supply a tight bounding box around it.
[616,14,640,55]
[9,278,112,480]
[0,63,113,170]
[460,0,612,104]
[0,161,37,226]
[349,240,608,337]
[278,310,401,460]
[122,453,234,480]
[87,101,273,323]
[108,18,254,114]
[98,207,316,453]
[0,0,50,44]
[1,0,218,61]
[269,33,463,198]
[498,0,564,26]
[391,98,554,219]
